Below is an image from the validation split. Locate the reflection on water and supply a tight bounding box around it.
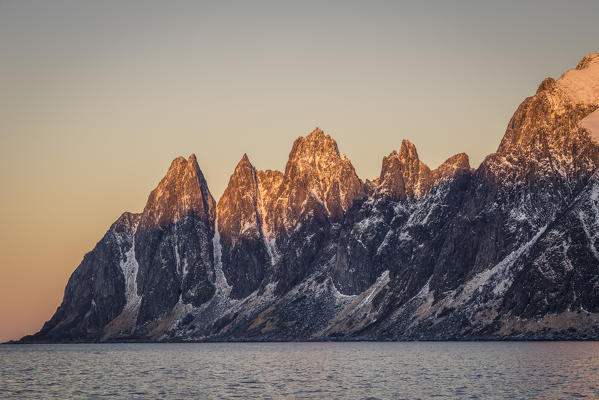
[1,341,598,399]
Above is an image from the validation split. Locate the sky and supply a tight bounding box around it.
[1,0,598,342]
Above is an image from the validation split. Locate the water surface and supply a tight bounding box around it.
[1,342,598,399]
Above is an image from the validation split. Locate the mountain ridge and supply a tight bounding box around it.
[19,53,599,343]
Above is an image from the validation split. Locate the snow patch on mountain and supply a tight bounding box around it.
[112,221,142,311]
[557,53,599,105]
[578,180,599,261]
[212,221,232,295]
[120,237,142,310]
[581,108,599,143]
[339,270,390,320]
[452,224,548,309]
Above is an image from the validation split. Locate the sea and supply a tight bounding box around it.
[1,341,598,399]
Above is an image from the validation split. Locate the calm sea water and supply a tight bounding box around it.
[1,342,598,399]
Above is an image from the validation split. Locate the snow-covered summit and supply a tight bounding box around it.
[557,53,599,106]
[492,53,599,183]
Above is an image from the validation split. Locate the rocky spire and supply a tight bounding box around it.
[276,127,365,224]
[215,154,272,299]
[375,140,433,200]
[374,142,472,200]
[217,153,261,244]
[139,154,216,230]
[135,154,217,323]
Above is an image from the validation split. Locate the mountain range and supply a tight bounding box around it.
[20,53,599,342]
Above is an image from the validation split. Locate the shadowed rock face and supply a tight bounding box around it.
[375,140,433,201]
[374,142,473,202]
[433,153,471,185]
[29,213,136,341]
[501,174,599,320]
[411,63,599,311]
[135,155,217,326]
[22,53,599,343]
[216,154,270,299]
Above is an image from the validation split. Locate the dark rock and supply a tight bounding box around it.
[22,53,599,343]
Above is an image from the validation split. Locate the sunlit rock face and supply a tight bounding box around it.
[375,140,433,201]
[216,154,271,299]
[272,128,365,229]
[22,54,599,343]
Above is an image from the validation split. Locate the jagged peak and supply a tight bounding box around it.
[375,142,471,199]
[289,127,331,152]
[284,128,351,179]
[536,77,556,94]
[140,154,215,228]
[168,155,187,169]
[532,54,599,103]
[577,53,599,70]
[375,140,433,201]
[289,128,341,160]
[276,127,364,222]
[307,127,325,138]
[160,153,203,183]
[374,148,469,200]
[556,53,599,105]
[385,139,421,163]
[399,139,419,158]
[498,53,599,158]
[440,152,469,168]
[220,154,259,206]
[233,153,255,172]
[216,153,263,242]
[433,153,471,184]
[216,154,260,211]
[164,153,203,180]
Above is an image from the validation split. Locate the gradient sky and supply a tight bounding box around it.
[1,0,598,342]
